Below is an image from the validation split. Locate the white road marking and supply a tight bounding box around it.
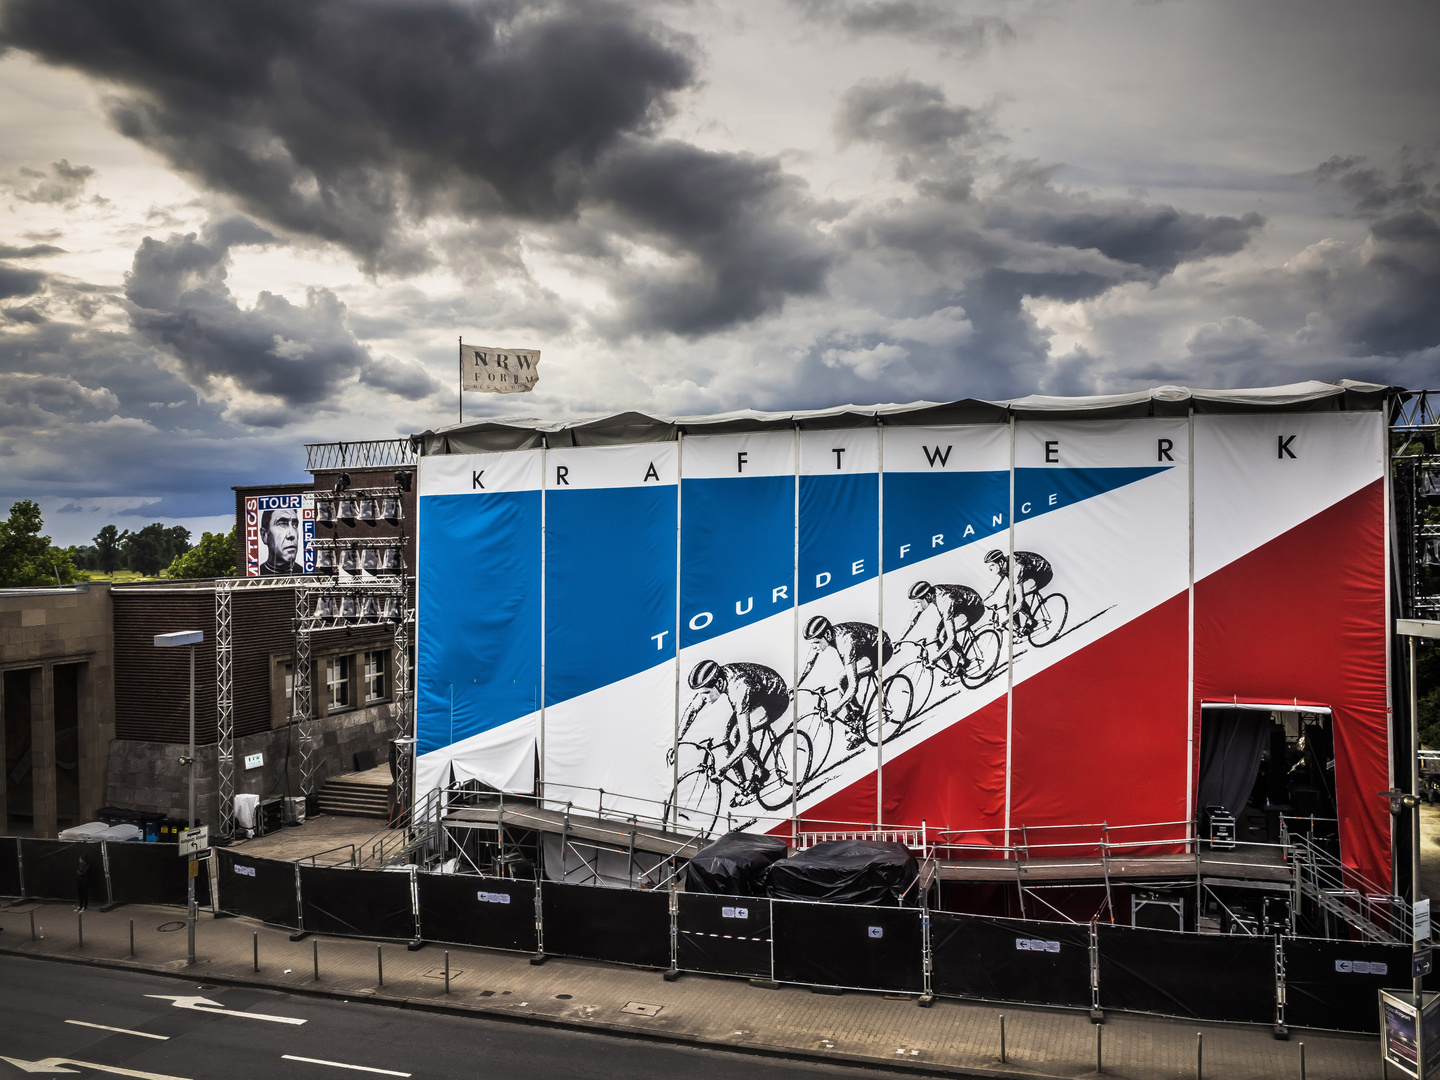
[144,995,305,1025]
[281,1055,411,1077]
[1,1055,190,1080]
[65,1021,169,1040]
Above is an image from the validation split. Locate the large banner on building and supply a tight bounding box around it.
[414,410,1390,886]
[244,493,315,576]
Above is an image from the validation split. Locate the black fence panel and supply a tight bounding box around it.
[417,873,536,953]
[931,912,1092,1008]
[1283,938,1410,1033]
[0,838,20,897]
[299,866,415,940]
[19,839,103,902]
[677,892,771,979]
[541,882,670,968]
[216,850,298,928]
[105,842,210,907]
[1097,923,1274,1024]
[772,900,924,993]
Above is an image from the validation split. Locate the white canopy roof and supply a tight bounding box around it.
[413,379,1400,456]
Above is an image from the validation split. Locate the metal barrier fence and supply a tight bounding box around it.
[0,837,1416,1033]
[1,837,211,909]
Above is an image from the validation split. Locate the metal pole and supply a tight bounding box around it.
[378,945,384,987]
[1413,636,1425,1074]
[313,938,319,980]
[998,1014,1006,1063]
[458,337,463,425]
[253,932,258,971]
[130,919,134,957]
[187,642,196,967]
[1298,1041,1305,1080]
[1196,1032,1202,1080]
[29,910,35,941]
[444,950,450,994]
[1095,1022,1102,1074]
[77,911,82,948]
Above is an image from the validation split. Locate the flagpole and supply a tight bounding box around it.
[458,336,463,425]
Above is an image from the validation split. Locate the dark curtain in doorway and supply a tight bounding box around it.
[1196,709,1270,816]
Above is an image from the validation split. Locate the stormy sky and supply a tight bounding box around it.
[0,0,1436,544]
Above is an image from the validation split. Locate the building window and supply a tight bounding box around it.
[327,655,352,712]
[364,650,390,703]
[272,659,294,729]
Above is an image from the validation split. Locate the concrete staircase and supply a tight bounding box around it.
[318,765,394,820]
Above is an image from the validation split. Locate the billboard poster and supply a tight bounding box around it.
[244,493,315,576]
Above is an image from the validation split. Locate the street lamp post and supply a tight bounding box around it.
[155,630,204,965]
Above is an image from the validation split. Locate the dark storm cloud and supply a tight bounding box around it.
[791,0,1015,54]
[0,263,44,299]
[591,139,835,336]
[836,79,990,158]
[124,217,440,422]
[0,0,695,272]
[0,242,64,257]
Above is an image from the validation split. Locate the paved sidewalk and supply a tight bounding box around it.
[0,899,1374,1080]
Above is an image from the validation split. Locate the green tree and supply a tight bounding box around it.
[119,522,191,575]
[164,526,237,579]
[0,500,85,586]
[93,524,120,572]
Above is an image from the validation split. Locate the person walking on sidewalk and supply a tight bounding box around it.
[75,854,89,912]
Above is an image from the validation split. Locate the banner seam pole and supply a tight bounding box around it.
[673,433,683,830]
[792,425,801,836]
[1187,408,1196,852]
[876,419,885,832]
[540,443,548,805]
[1384,400,1396,892]
[457,337,462,426]
[1004,414,1016,850]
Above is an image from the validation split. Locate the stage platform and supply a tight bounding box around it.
[441,801,707,860]
[933,847,1293,886]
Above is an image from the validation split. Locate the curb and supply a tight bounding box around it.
[0,944,1071,1080]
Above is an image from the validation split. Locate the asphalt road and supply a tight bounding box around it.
[0,955,890,1080]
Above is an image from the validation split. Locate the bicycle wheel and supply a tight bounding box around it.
[960,626,1004,688]
[1028,592,1069,647]
[794,689,836,773]
[758,729,813,810]
[881,674,914,740]
[669,766,721,836]
[857,674,882,746]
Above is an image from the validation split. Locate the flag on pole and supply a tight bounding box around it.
[460,343,540,393]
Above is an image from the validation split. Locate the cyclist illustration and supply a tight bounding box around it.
[982,549,1068,647]
[902,581,989,685]
[798,616,894,750]
[678,661,791,804]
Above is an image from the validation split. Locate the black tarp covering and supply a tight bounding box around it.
[766,840,918,905]
[931,912,1092,1007]
[676,892,771,978]
[772,899,923,992]
[686,832,789,896]
[1196,709,1271,817]
[217,850,298,928]
[417,873,536,953]
[299,866,415,940]
[0,838,20,897]
[20,839,103,902]
[1283,938,1410,1032]
[107,842,211,907]
[1097,923,1274,1023]
[541,882,670,967]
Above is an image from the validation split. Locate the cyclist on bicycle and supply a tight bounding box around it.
[798,615,894,750]
[982,549,1053,633]
[902,581,986,684]
[679,660,791,801]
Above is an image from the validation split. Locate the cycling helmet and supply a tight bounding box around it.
[908,580,934,601]
[688,659,721,690]
[803,614,833,640]
[984,549,1008,566]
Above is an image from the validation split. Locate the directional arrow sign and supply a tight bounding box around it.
[1,1056,191,1080]
[144,995,305,1025]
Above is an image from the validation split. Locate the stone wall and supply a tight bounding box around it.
[105,701,397,830]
